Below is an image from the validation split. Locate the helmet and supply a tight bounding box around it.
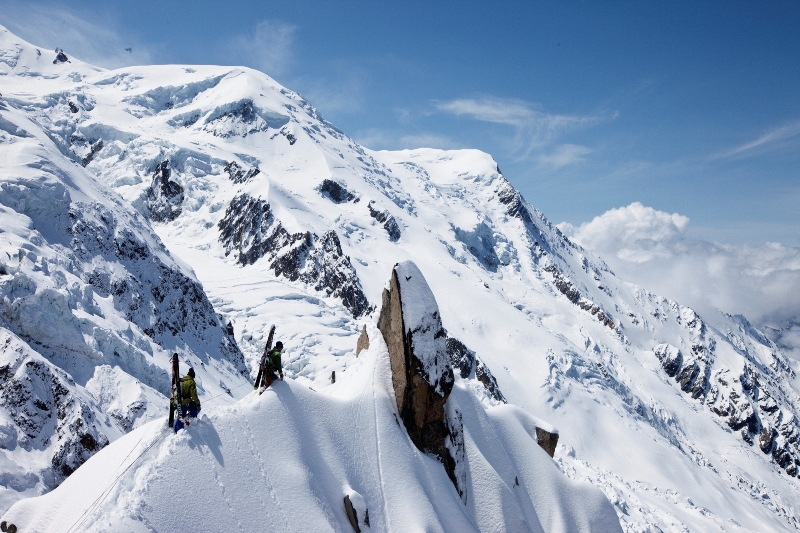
[275,341,283,350]
[187,367,195,378]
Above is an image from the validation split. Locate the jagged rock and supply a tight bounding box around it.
[496,177,533,224]
[343,491,370,532]
[368,201,401,242]
[279,127,297,145]
[68,132,104,167]
[320,179,357,204]
[445,404,467,503]
[654,344,683,377]
[146,160,183,222]
[356,325,369,356]
[544,265,616,330]
[760,427,776,454]
[202,99,274,138]
[377,261,455,469]
[218,194,372,317]
[536,427,559,458]
[0,335,109,487]
[53,48,69,64]
[223,161,260,184]
[445,336,506,403]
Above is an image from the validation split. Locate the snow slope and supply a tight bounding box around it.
[2,327,621,533]
[0,26,250,513]
[1,23,800,532]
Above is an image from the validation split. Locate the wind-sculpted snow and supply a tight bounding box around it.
[2,332,622,533]
[2,23,800,531]
[121,74,226,115]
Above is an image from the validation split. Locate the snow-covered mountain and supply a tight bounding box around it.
[1,23,799,532]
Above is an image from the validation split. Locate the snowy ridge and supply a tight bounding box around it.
[2,329,621,533]
[0,23,799,532]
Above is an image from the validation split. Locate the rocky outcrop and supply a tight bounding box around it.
[218,194,372,317]
[446,336,506,403]
[202,100,269,138]
[653,309,800,477]
[146,160,184,222]
[223,161,260,184]
[367,201,401,242]
[343,491,370,532]
[320,179,357,204]
[536,427,559,458]
[545,265,616,330]
[377,262,458,487]
[356,325,369,356]
[53,48,69,64]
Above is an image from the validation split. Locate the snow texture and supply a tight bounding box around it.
[2,332,621,532]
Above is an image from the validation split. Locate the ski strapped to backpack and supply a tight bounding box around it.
[168,353,183,430]
[254,325,276,390]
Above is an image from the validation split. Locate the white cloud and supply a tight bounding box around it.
[226,20,296,78]
[716,120,800,159]
[434,96,605,164]
[559,203,800,357]
[355,129,461,151]
[0,3,153,68]
[537,144,593,169]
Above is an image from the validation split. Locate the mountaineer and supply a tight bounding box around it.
[180,367,201,419]
[261,341,284,389]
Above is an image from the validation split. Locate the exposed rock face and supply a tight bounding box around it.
[223,161,260,184]
[53,48,69,64]
[653,309,800,477]
[202,99,275,138]
[356,325,369,356]
[0,333,109,484]
[377,262,457,484]
[367,201,401,242]
[535,427,559,458]
[343,491,370,532]
[445,336,506,403]
[218,193,372,318]
[545,265,616,330]
[320,179,357,204]
[146,160,184,222]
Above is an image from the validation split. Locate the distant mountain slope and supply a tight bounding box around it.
[1,23,799,532]
[0,27,250,512]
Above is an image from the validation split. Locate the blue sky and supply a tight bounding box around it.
[2,0,799,246]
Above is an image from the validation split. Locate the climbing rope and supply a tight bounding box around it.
[62,381,254,532]
[64,428,168,533]
[201,382,252,405]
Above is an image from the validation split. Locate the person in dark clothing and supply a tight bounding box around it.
[263,341,284,388]
[180,367,201,419]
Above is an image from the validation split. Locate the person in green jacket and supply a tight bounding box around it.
[263,341,284,388]
[180,367,201,419]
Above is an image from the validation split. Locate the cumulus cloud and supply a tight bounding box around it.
[226,20,297,77]
[434,96,605,164]
[0,2,152,68]
[559,203,800,357]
